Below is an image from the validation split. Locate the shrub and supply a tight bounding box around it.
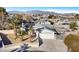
[64,34,79,52]
[69,22,78,30]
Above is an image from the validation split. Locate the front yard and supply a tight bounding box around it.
[0,30,36,44]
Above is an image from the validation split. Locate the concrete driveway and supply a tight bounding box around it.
[28,39,67,52]
[0,39,67,52]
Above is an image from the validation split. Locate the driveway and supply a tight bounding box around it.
[28,39,67,52]
[0,39,67,52]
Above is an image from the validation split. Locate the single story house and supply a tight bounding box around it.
[33,23,55,40]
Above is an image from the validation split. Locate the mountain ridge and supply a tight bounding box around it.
[8,10,77,16]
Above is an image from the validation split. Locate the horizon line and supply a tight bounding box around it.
[5,7,79,14]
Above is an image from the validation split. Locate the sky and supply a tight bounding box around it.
[5,7,79,13]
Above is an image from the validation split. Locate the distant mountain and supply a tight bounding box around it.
[8,11,25,14]
[26,10,60,15]
[8,10,76,16]
[8,10,58,15]
[26,10,77,16]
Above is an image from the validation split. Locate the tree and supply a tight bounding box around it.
[0,7,6,12]
[17,27,26,41]
[11,14,28,41]
[23,15,32,22]
[69,22,78,30]
[48,15,56,19]
[64,34,79,52]
[11,14,22,39]
[28,26,34,42]
[0,7,7,30]
[75,14,79,20]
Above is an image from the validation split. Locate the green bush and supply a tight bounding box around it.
[17,29,26,36]
[69,22,78,30]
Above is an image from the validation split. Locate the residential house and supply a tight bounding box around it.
[54,19,70,29]
[33,20,56,40]
[39,27,55,39]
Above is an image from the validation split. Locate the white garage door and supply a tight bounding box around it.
[39,32,55,39]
